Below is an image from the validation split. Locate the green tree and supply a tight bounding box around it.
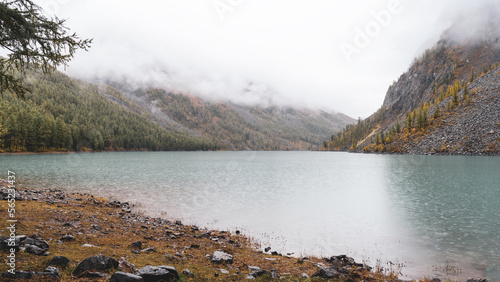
[469,67,475,83]
[0,0,91,97]
[433,106,440,119]
[463,84,470,105]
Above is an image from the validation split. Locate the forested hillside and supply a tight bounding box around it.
[114,87,354,151]
[0,70,221,152]
[0,69,353,153]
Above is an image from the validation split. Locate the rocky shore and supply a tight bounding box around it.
[0,179,489,281]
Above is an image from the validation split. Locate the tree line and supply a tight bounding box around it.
[0,70,222,152]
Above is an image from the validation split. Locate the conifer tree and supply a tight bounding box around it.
[0,0,91,97]
[433,106,440,119]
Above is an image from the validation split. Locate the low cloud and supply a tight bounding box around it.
[45,0,497,118]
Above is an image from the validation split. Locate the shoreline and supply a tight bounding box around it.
[0,180,399,281]
[0,180,489,281]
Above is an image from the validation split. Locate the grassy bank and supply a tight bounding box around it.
[0,180,406,281]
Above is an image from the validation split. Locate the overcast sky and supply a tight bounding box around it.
[36,0,495,118]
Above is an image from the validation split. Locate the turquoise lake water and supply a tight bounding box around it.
[1,151,499,280]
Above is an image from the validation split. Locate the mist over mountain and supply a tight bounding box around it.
[324,6,500,155]
[0,69,354,153]
[103,80,355,151]
[55,0,499,118]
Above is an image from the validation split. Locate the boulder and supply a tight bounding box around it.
[312,266,341,279]
[131,241,143,249]
[111,271,144,282]
[2,271,34,279]
[118,257,136,273]
[270,269,280,279]
[41,266,60,278]
[0,236,20,251]
[182,269,195,278]
[210,251,233,264]
[2,268,59,280]
[135,265,179,282]
[49,256,70,268]
[25,244,48,256]
[251,269,268,278]
[22,237,49,250]
[72,255,119,277]
[165,254,180,262]
[78,271,111,279]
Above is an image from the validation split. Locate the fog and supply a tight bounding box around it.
[34,0,498,118]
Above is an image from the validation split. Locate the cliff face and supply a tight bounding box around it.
[324,9,500,155]
[384,39,500,116]
[384,6,500,115]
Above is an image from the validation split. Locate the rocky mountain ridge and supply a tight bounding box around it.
[323,11,500,155]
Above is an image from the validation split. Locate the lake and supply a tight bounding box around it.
[1,151,499,281]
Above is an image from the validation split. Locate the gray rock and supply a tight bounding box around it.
[42,266,60,278]
[78,271,111,279]
[135,265,179,281]
[118,257,135,273]
[165,254,179,262]
[61,235,76,242]
[210,251,233,264]
[72,255,119,277]
[220,269,229,274]
[270,269,280,279]
[301,273,310,279]
[140,247,156,253]
[248,266,261,272]
[25,244,48,256]
[251,269,268,278]
[2,270,34,279]
[312,266,340,279]
[22,237,49,250]
[81,243,96,247]
[0,236,20,251]
[131,241,143,249]
[49,256,70,267]
[111,271,144,282]
[182,269,195,278]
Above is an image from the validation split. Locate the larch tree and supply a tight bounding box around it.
[0,0,91,97]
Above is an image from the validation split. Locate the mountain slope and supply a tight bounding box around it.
[103,86,354,151]
[323,11,500,155]
[0,69,353,152]
[0,70,222,152]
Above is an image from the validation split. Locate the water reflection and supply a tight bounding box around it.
[384,155,500,280]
